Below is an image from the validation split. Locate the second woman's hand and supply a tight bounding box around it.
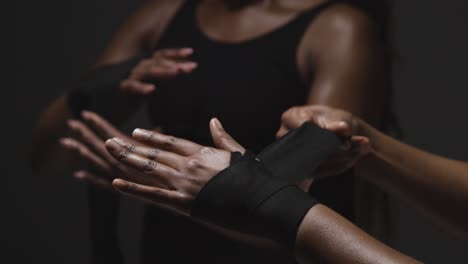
[120,48,198,95]
[277,105,372,179]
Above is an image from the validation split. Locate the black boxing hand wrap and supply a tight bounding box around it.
[191,152,317,249]
[191,124,340,249]
[258,122,341,182]
[66,55,145,122]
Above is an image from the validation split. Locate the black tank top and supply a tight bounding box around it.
[141,1,354,263]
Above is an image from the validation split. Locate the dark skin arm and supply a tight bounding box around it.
[357,120,468,240]
[279,105,468,242]
[102,121,420,263]
[289,2,386,188]
[299,4,386,124]
[295,205,420,264]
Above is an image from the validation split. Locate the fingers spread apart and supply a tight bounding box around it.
[132,129,201,156]
[60,137,111,173]
[105,138,181,189]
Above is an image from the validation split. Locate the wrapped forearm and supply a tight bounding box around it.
[191,152,317,250]
[192,122,340,249]
[258,122,341,182]
[67,55,145,123]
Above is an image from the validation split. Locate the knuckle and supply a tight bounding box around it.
[177,193,192,204]
[118,150,130,160]
[162,136,177,149]
[147,148,160,160]
[151,188,166,198]
[142,160,158,172]
[186,159,203,170]
[125,144,136,151]
[125,182,138,192]
[200,147,213,155]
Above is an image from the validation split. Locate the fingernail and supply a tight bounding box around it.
[187,62,198,68]
[105,139,121,152]
[73,171,85,179]
[133,128,150,138]
[338,121,348,128]
[67,120,76,128]
[143,84,156,92]
[81,111,90,119]
[59,138,69,145]
[112,179,127,190]
[181,47,194,54]
[213,118,224,131]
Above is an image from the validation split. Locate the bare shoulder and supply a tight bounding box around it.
[301,3,382,56]
[317,3,376,29]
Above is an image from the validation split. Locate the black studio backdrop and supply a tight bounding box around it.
[9,0,468,263]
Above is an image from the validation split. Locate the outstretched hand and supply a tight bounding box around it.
[120,48,198,95]
[60,111,163,191]
[104,118,244,215]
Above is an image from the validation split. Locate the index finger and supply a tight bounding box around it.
[132,129,202,156]
[81,111,125,140]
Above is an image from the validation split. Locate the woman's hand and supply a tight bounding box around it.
[277,105,371,178]
[104,118,244,215]
[59,111,157,190]
[120,48,198,95]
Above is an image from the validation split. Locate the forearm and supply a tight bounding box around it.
[295,205,420,264]
[32,96,76,174]
[356,120,468,238]
[195,218,282,250]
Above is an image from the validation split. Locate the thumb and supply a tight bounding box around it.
[209,118,245,154]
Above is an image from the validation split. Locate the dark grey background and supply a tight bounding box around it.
[8,0,468,263]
